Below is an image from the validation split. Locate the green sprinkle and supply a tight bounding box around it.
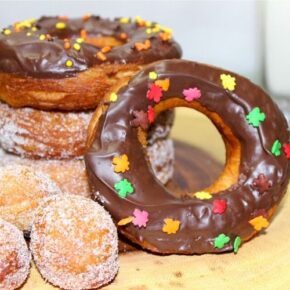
[214,233,230,249]
[246,107,266,128]
[233,236,242,254]
[271,139,282,156]
[114,178,134,198]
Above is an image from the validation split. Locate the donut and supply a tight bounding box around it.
[30,194,118,290]
[85,59,290,254]
[0,102,92,159]
[0,165,61,232]
[0,218,31,289]
[0,16,181,110]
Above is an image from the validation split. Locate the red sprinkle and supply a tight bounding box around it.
[212,199,227,214]
[283,143,290,159]
[146,84,163,103]
[147,106,155,124]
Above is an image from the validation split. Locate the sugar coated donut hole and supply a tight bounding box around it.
[0,218,31,290]
[0,165,61,232]
[30,195,118,290]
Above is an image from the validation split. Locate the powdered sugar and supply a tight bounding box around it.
[0,219,31,290]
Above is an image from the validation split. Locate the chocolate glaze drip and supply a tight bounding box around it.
[85,60,290,254]
[0,16,181,78]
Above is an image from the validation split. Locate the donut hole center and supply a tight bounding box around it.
[151,99,241,197]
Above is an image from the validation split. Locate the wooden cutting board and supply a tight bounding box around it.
[22,110,290,289]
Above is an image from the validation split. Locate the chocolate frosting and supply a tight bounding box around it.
[85,60,290,254]
[0,16,181,78]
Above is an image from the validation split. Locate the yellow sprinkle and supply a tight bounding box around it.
[149,71,158,80]
[118,216,134,226]
[55,22,66,29]
[161,26,173,34]
[109,92,118,102]
[31,27,38,32]
[194,191,213,200]
[220,74,236,91]
[73,43,81,51]
[146,28,152,34]
[39,34,46,40]
[65,59,74,67]
[2,29,12,36]
[26,32,32,37]
[145,21,152,27]
[152,27,161,33]
[120,17,130,24]
[76,37,84,43]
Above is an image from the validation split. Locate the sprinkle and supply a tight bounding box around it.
[134,39,151,51]
[120,17,130,24]
[252,174,272,194]
[65,59,74,67]
[147,106,155,124]
[58,16,69,20]
[159,31,172,41]
[109,92,118,102]
[283,143,290,159]
[96,51,107,61]
[249,215,269,231]
[135,16,146,27]
[73,43,81,51]
[271,139,282,156]
[26,32,32,37]
[149,71,158,80]
[160,26,173,34]
[214,233,230,249]
[146,28,152,34]
[212,199,227,214]
[2,28,12,36]
[80,29,87,39]
[114,178,134,198]
[137,127,147,146]
[117,216,134,226]
[112,154,130,173]
[183,87,201,102]
[162,218,180,234]
[64,40,71,49]
[234,236,242,254]
[131,110,149,130]
[82,14,91,21]
[155,79,170,91]
[246,107,266,128]
[39,34,46,41]
[194,191,212,200]
[31,27,37,32]
[147,84,163,103]
[220,74,236,91]
[76,37,84,43]
[55,22,66,29]
[119,32,128,40]
[132,209,149,228]
[101,46,112,53]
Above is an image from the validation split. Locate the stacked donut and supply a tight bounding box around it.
[0,15,182,198]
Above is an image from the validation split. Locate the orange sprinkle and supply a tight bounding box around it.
[46,34,52,41]
[82,14,92,21]
[80,29,87,40]
[58,16,69,20]
[134,39,151,51]
[96,51,107,61]
[13,25,21,32]
[64,39,71,49]
[160,32,172,41]
[101,46,112,53]
[119,32,128,40]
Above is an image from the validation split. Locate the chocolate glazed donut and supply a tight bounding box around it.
[0,16,181,110]
[85,60,290,254]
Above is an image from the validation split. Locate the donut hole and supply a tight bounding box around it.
[152,99,241,197]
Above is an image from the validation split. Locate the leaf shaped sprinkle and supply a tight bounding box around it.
[114,179,134,198]
[220,74,236,91]
[112,154,130,173]
[246,107,266,128]
[162,218,180,234]
[132,209,149,228]
[214,233,230,249]
[249,215,269,231]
